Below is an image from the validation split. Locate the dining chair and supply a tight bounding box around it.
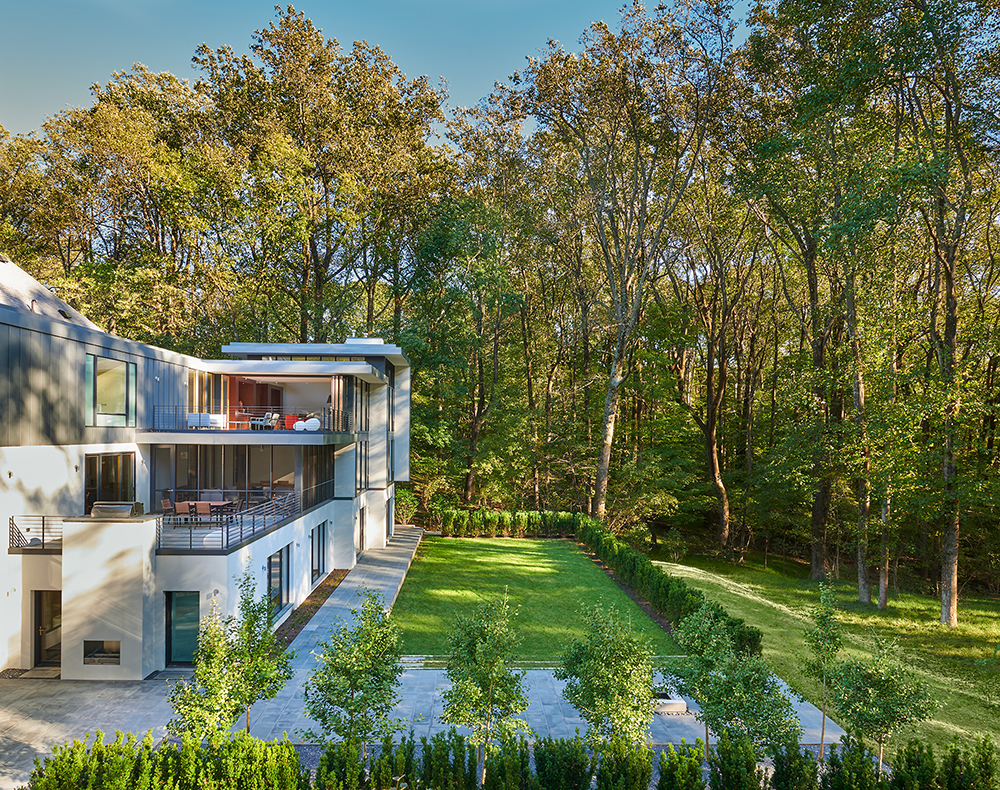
[194,501,213,521]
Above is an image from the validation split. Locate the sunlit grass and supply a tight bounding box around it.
[392,537,679,660]
[651,549,1000,754]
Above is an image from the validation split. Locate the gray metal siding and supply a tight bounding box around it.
[0,313,191,448]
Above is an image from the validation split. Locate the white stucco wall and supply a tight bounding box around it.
[60,516,157,681]
[0,442,148,671]
[393,365,410,482]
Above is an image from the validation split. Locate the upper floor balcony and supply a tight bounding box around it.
[150,405,353,433]
[139,405,355,446]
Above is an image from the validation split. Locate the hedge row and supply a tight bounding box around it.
[33,729,988,790]
[431,509,761,654]
[572,514,763,655]
[25,731,309,790]
[24,730,635,790]
[437,509,578,538]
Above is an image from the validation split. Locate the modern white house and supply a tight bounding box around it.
[0,256,410,680]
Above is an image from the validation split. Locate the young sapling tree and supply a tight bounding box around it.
[832,634,934,776]
[804,582,843,760]
[557,602,654,747]
[440,589,530,785]
[301,588,404,757]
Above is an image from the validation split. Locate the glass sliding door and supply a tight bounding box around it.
[84,452,135,513]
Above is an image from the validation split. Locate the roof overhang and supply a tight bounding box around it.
[221,340,409,367]
[197,360,388,384]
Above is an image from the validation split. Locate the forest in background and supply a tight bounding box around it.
[2,0,999,625]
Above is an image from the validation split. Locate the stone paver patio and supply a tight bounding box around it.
[0,525,844,789]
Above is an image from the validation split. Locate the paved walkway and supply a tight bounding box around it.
[0,525,845,788]
[0,527,423,789]
[242,525,424,739]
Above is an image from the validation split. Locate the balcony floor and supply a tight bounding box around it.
[136,429,355,446]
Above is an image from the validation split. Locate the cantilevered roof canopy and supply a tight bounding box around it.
[198,359,388,384]
[221,337,409,367]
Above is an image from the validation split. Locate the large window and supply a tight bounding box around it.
[85,354,137,427]
[311,522,327,583]
[85,452,135,513]
[157,444,299,507]
[187,370,228,413]
[268,544,290,613]
[303,446,335,509]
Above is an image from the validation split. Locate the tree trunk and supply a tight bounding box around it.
[593,345,626,521]
[707,421,730,549]
[846,269,871,604]
[819,677,827,761]
[810,473,831,580]
[878,498,890,609]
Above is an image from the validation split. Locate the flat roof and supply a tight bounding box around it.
[221,339,409,367]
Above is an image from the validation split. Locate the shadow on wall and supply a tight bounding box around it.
[3,322,86,449]
[62,531,152,678]
[1,445,83,518]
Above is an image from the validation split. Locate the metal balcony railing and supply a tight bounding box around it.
[149,405,353,433]
[9,516,64,550]
[156,482,335,552]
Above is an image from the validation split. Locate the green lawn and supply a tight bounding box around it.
[392,537,679,660]
[649,549,1000,753]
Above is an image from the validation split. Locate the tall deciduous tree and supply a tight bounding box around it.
[514,0,731,520]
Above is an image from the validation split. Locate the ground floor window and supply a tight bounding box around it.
[85,452,135,513]
[268,544,290,613]
[357,507,366,558]
[311,522,327,583]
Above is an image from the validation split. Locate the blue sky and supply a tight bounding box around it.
[0,0,647,136]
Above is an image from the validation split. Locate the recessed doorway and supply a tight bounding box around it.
[165,592,199,665]
[34,590,61,667]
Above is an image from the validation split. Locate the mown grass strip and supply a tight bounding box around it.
[392,537,679,660]
[653,551,1000,753]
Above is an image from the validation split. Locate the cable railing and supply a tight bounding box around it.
[9,516,64,550]
[149,405,353,433]
[156,482,335,551]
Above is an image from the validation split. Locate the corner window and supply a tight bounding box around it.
[85,354,137,427]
